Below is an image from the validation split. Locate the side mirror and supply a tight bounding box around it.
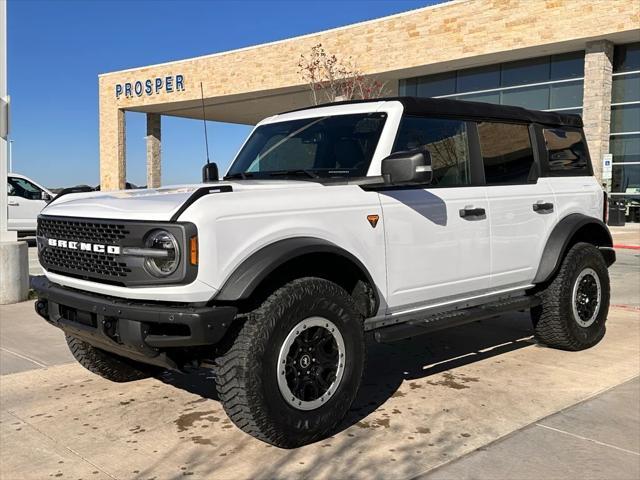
[381,148,432,185]
[202,162,219,183]
[41,191,52,202]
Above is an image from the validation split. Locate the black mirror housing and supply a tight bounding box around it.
[381,148,432,185]
[202,162,219,183]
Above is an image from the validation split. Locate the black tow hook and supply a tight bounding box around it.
[35,299,48,319]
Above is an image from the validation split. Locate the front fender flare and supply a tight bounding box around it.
[533,213,613,284]
[214,237,379,307]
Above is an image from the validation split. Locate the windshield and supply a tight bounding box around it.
[226,113,387,179]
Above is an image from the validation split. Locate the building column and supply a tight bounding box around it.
[582,40,614,186]
[146,113,161,188]
[99,106,126,191]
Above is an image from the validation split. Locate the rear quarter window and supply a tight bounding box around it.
[543,128,591,176]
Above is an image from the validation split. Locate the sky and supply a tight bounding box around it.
[8,0,436,188]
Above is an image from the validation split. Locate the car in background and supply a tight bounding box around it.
[7,173,54,235]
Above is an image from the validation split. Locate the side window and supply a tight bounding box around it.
[393,116,471,186]
[477,122,536,184]
[543,128,590,175]
[8,177,43,200]
[7,180,16,196]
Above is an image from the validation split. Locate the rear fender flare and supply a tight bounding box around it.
[533,213,613,284]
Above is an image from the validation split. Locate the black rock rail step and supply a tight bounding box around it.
[374,295,540,343]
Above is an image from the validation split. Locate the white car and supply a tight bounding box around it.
[7,172,54,235]
[33,97,615,448]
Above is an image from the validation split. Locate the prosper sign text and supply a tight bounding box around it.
[115,74,185,99]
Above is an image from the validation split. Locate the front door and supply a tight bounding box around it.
[379,116,491,313]
[8,176,48,232]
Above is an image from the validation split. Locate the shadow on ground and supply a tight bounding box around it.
[162,312,534,423]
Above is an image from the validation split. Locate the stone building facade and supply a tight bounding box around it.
[98,0,640,196]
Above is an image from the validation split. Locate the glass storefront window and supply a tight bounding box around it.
[612,73,640,104]
[457,65,500,92]
[502,85,550,110]
[550,51,584,80]
[613,43,640,73]
[416,71,456,97]
[610,134,640,163]
[501,56,550,87]
[611,104,640,133]
[550,81,583,109]
[399,51,584,113]
[612,164,640,194]
[457,91,501,104]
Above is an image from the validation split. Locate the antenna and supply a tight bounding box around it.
[199,82,219,182]
[200,82,210,164]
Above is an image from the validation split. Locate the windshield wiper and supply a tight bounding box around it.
[268,169,319,179]
[223,172,253,180]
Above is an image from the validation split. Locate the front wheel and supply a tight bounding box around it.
[214,277,365,448]
[531,242,610,350]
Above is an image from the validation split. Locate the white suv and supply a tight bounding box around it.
[34,97,615,448]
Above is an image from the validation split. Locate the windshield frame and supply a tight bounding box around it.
[225,112,389,181]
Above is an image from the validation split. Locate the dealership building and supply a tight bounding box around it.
[98,0,639,208]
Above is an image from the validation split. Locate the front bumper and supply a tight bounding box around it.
[33,276,237,370]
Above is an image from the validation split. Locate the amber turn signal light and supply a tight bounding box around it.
[189,236,198,265]
[367,214,379,228]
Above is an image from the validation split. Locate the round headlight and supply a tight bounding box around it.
[144,230,180,277]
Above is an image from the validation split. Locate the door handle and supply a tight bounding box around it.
[459,207,486,219]
[8,201,19,206]
[533,201,554,213]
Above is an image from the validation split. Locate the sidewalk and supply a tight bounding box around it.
[421,377,640,480]
[610,223,640,249]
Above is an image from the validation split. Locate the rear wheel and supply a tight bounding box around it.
[214,277,365,448]
[66,335,160,382]
[531,242,610,350]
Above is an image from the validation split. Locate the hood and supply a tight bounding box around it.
[41,180,321,221]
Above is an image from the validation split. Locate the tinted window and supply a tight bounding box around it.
[416,71,456,97]
[543,128,590,175]
[613,42,640,73]
[393,116,471,187]
[501,57,550,87]
[610,134,640,164]
[457,65,500,92]
[478,123,536,184]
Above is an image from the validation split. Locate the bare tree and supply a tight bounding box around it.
[298,43,388,105]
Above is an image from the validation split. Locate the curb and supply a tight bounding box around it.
[613,244,640,251]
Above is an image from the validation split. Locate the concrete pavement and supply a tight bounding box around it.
[422,377,640,480]
[0,250,638,480]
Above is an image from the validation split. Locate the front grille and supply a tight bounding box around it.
[38,218,130,244]
[37,215,195,287]
[41,247,131,278]
[38,217,137,284]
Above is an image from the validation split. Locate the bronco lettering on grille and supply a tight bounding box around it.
[47,238,121,255]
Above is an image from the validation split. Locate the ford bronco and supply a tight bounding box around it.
[34,97,615,448]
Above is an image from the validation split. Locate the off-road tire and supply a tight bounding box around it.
[66,335,160,382]
[214,277,365,448]
[531,242,610,350]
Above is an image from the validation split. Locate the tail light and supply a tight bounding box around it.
[603,191,608,224]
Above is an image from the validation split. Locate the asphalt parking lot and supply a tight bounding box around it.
[1,249,638,480]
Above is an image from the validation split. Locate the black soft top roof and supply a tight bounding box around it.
[287,96,583,128]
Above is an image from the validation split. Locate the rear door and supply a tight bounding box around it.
[378,116,491,312]
[477,122,557,289]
